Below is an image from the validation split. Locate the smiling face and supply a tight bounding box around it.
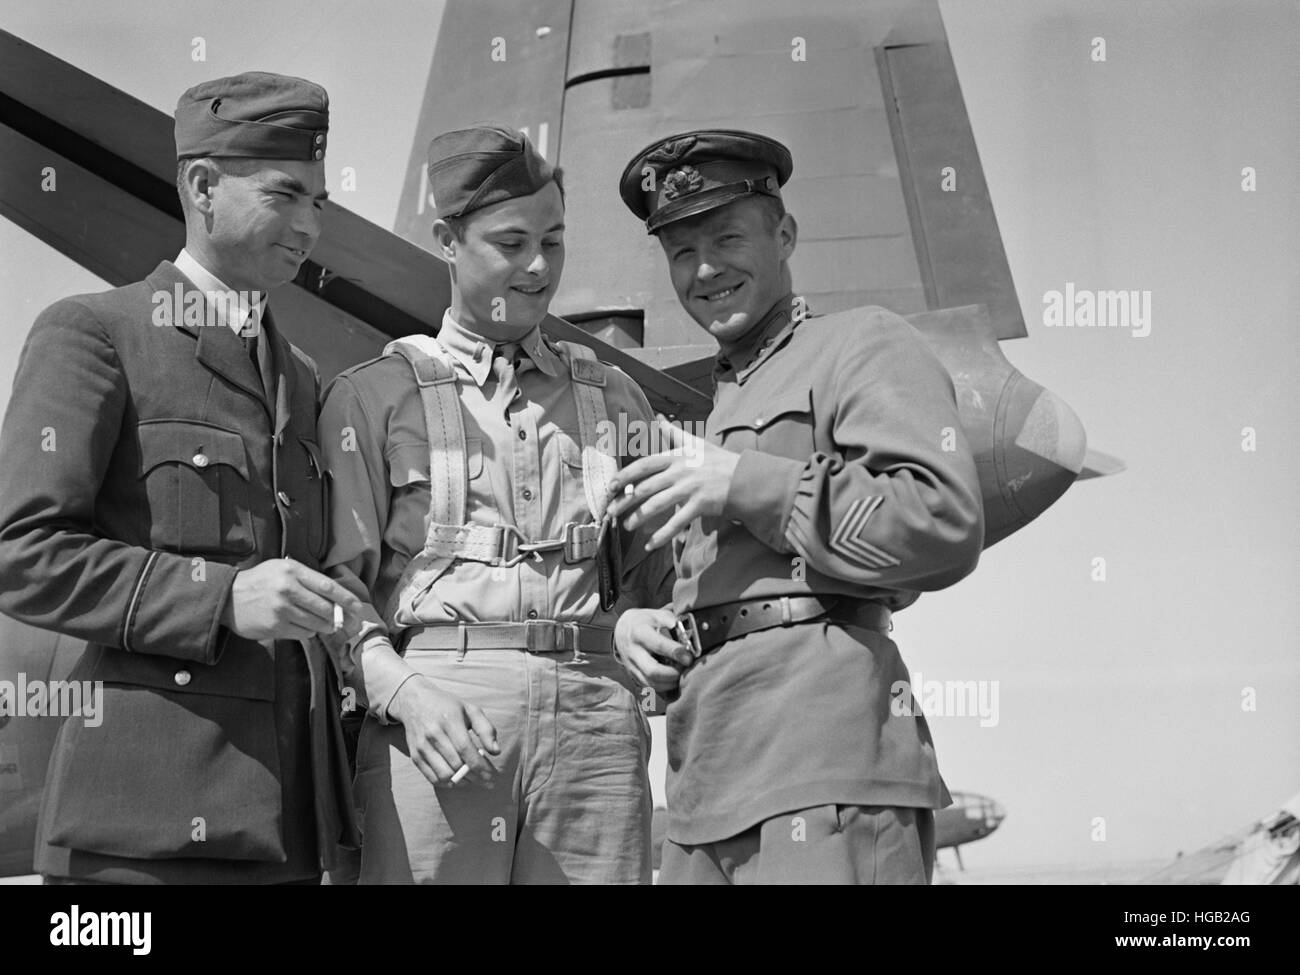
[657,196,797,348]
[435,180,565,342]
[184,157,328,292]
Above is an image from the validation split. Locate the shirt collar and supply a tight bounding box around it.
[437,309,561,387]
[174,249,266,336]
[715,292,799,384]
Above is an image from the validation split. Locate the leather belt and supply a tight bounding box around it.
[675,595,891,659]
[402,620,613,655]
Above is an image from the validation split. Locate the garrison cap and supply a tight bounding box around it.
[619,129,792,233]
[175,71,329,161]
[428,125,558,219]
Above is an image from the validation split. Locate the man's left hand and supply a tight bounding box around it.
[607,417,739,551]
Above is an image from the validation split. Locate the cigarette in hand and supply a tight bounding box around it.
[450,763,470,784]
[332,603,344,633]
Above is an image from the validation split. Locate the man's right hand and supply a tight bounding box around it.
[388,676,501,787]
[220,558,367,642]
[614,607,693,694]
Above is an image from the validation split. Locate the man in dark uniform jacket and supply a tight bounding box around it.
[0,71,362,883]
[609,130,985,884]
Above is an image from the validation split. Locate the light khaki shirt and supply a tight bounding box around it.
[318,311,673,718]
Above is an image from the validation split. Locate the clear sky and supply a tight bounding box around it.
[1,0,1296,872]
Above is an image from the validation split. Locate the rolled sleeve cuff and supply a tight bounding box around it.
[721,449,803,552]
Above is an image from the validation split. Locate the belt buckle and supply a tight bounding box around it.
[675,613,703,659]
[496,525,527,567]
[523,619,555,653]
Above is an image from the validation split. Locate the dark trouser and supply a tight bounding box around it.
[658,805,935,885]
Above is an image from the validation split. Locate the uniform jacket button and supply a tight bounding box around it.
[174,669,192,687]
[192,453,209,467]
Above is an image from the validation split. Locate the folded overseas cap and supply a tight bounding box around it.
[428,125,557,219]
[175,71,329,161]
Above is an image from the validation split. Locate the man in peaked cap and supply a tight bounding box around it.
[608,130,985,884]
[317,125,673,883]
[0,71,362,883]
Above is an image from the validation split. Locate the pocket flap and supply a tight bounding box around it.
[138,419,249,479]
[89,639,275,701]
[556,431,584,470]
[713,386,812,433]
[386,441,431,486]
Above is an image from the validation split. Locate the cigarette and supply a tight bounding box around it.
[450,763,470,784]
[332,603,344,633]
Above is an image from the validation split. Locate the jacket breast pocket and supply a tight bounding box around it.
[714,386,815,462]
[137,419,253,557]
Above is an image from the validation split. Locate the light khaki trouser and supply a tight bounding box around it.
[353,646,651,884]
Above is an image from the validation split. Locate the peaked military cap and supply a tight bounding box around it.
[175,71,329,161]
[619,129,793,233]
[428,125,558,219]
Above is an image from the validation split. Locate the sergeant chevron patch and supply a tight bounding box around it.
[831,496,901,568]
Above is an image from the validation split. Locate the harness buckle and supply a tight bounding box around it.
[495,525,528,567]
[562,521,595,564]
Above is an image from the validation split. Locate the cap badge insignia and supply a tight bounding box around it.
[663,165,705,200]
[646,136,697,165]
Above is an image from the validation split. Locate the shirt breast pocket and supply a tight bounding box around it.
[386,440,490,530]
[714,386,815,462]
[137,419,253,557]
[555,430,588,515]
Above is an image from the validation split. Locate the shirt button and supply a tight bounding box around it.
[192,453,209,468]
[174,669,192,687]
[754,417,765,427]
[522,488,533,501]
[527,609,539,619]
[314,149,323,160]
[277,490,293,506]
[315,133,324,145]
[518,428,527,440]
